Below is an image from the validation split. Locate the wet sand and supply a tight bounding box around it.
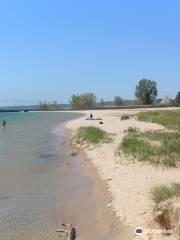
[56,126,132,240]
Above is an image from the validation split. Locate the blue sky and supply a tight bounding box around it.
[0,0,179,105]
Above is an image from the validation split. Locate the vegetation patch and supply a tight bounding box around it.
[121,115,130,120]
[137,110,180,131]
[76,126,113,144]
[151,183,180,204]
[120,134,158,163]
[126,127,139,133]
[120,129,180,167]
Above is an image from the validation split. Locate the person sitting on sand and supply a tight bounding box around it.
[90,113,93,119]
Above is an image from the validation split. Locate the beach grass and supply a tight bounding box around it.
[76,126,113,144]
[137,110,180,131]
[126,126,139,133]
[120,129,180,167]
[151,183,180,204]
[120,133,158,163]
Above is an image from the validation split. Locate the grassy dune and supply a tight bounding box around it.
[137,110,180,131]
[120,110,180,167]
[76,126,113,144]
[120,129,180,167]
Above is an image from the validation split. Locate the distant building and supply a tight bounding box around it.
[160,95,171,105]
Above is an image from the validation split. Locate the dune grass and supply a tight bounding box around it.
[120,129,180,167]
[121,135,155,160]
[76,126,113,144]
[121,110,180,166]
[137,110,180,131]
[126,127,139,133]
[151,183,180,204]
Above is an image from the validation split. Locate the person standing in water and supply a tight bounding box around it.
[2,120,7,133]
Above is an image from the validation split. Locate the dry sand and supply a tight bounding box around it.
[65,107,180,240]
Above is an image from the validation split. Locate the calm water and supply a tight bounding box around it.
[0,112,125,240]
[0,112,81,240]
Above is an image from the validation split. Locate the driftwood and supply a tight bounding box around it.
[56,224,76,240]
[86,117,102,120]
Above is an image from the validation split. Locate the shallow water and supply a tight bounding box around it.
[0,112,126,240]
[0,112,81,240]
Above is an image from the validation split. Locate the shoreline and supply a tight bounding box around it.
[61,120,132,239]
[64,107,180,240]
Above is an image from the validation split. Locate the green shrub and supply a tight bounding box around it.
[121,115,130,120]
[76,126,113,144]
[151,183,180,204]
[121,135,156,162]
[127,127,139,133]
[120,131,179,167]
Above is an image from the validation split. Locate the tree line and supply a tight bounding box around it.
[38,101,60,110]
[38,79,180,110]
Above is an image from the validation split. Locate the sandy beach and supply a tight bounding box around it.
[65,107,180,240]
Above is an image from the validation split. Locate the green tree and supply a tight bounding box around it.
[70,93,96,109]
[175,91,180,105]
[135,79,158,104]
[38,101,60,110]
[69,94,82,109]
[51,101,60,110]
[114,96,123,106]
[82,93,96,109]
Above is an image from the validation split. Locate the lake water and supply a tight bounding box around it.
[0,112,124,240]
[0,112,82,240]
